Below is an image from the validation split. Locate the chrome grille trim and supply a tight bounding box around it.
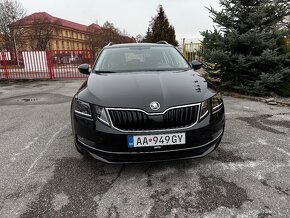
[106,103,201,133]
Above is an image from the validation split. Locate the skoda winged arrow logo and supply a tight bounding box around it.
[150,101,160,111]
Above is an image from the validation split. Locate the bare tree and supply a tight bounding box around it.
[103,21,120,34]
[0,0,26,50]
[86,28,101,57]
[87,21,135,54]
[28,17,60,50]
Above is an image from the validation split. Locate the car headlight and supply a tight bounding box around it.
[200,99,210,120]
[94,105,110,126]
[212,93,223,113]
[74,99,92,118]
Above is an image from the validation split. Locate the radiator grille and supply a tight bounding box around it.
[108,105,199,131]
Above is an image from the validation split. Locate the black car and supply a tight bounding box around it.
[71,42,225,163]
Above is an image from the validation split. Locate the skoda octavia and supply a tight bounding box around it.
[71,42,225,163]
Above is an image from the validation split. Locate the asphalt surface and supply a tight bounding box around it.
[0,79,289,218]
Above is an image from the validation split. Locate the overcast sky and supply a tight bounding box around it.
[20,0,220,43]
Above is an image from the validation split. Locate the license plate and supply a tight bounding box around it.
[128,133,186,148]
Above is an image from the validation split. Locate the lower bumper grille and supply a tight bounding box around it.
[108,104,200,131]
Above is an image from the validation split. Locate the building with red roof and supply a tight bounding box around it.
[10,12,101,50]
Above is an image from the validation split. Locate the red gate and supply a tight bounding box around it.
[0,50,94,80]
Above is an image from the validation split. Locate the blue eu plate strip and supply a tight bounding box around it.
[128,135,134,148]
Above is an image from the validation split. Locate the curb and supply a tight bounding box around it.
[223,92,290,107]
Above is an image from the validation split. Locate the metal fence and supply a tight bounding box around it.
[0,50,94,80]
[1,45,204,80]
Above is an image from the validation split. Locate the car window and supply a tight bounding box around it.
[94,46,190,72]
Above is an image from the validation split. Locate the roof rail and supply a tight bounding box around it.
[107,42,114,46]
[156,41,169,45]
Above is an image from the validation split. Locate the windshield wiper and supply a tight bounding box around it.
[143,69,189,72]
[175,69,190,73]
[142,69,169,72]
[94,70,117,73]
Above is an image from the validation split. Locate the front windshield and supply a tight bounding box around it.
[94,46,190,72]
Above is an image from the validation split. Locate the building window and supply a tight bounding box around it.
[66,31,68,37]
[56,40,59,49]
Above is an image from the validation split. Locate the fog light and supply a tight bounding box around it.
[78,136,96,147]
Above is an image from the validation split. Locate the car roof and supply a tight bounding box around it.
[104,43,173,49]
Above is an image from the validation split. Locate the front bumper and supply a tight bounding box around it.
[71,106,225,164]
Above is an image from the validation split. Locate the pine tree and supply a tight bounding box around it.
[143,5,178,46]
[143,28,152,43]
[201,0,290,95]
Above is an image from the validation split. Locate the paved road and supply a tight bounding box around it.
[0,80,289,217]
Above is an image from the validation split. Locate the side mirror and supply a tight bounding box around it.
[191,60,202,70]
[78,64,90,75]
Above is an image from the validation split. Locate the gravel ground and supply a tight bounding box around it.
[0,79,289,218]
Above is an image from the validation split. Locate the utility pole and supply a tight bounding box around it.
[13,29,20,67]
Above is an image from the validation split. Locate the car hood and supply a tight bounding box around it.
[78,70,217,112]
